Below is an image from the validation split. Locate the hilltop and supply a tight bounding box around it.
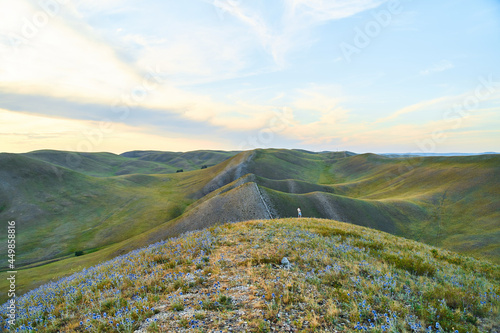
[23,150,238,177]
[1,218,498,332]
[0,149,499,302]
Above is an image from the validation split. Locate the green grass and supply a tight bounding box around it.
[24,149,237,177]
[1,218,498,332]
[0,149,498,305]
[246,150,500,263]
[0,154,191,267]
[0,151,255,302]
[0,149,243,268]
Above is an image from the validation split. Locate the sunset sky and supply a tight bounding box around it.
[1,0,499,154]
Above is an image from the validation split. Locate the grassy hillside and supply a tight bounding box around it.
[0,150,243,269]
[324,153,500,260]
[121,150,238,169]
[1,219,498,332]
[0,150,259,301]
[244,150,500,262]
[1,149,498,305]
[23,150,175,177]
[0,153,196,268]
[23,150,237,177]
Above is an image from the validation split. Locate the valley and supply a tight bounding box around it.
[0,149,498,302]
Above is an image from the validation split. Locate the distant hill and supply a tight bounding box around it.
[23,149,237,177]
[382,152,498,157]
[119,149,238,171]
[0,149,498,303]
[1,219,498,332]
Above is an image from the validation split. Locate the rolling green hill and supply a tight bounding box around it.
[0,150,253,269]
[0,153,191,267]
[248,150,500,261]
[23,149,237,177]
[0,148,498,304]
[1,219,498,332]
[120,149,238,169]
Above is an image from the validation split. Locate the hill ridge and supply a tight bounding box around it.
[1,218,498,332]
[0,148,498,304]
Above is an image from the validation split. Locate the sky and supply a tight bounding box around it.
[0,0,499,154]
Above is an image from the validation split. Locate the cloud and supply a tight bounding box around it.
[1,0,497,154]
[0,0,399,142]
[285,0,387,21]
[208,0,288,67]
[271,81,500,152]
[0,0,142,103]
[207,0,388,67]
[0,0,283,133]
[345,109,499,151]
[375,81,500,125]
[375,95,454,124]
[292,84,346,115]
[420,60,454,76]
[272,85,355,146]
[134,27,252,83]
[0,108,229,153]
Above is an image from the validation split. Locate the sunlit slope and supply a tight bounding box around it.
[0,151,263,301]
[23,149,237,177]
[0,150,256,269]
[3,149,497,266]
[0,153,196,268]
[1,218,498,333]
[121,149,237,170]
[324,153,500,259]
[0,149,498,304]
[236,150,500,261]
[112,148,499,262]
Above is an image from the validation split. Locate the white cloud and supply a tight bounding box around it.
[0,0,141,103]
[0,0,397,140]
[273,81,500,151]
[272,85,354,145]
[345,109,499,151]
[1,0,496,154]
[375,82,500,125]
[286,0,387,21]
[135,27,251,82]
[292,84,345,114]
[207,0,388,67]
[375,95,454,124]
[0,0,276,133]
[420,60,454,76]
[0,108,228,153]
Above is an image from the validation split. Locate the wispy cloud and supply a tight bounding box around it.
[345,109,499,152]
[273,85,354,146]
[207,0,388,67]
[0,0,274,134]
[285,0,387,21]
[420,60,454,76]
[0,108,229,153]
[1,0,498,153]
[375,83,500,125]
[0,0,142,103]
[374,96,454,124]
